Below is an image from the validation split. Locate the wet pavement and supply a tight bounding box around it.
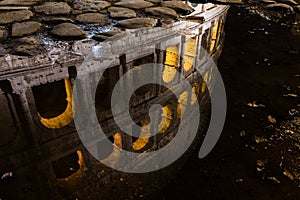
[149,5,300,200]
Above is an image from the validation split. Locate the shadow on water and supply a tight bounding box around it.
[152,6,300,200]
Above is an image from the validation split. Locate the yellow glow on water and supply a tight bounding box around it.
[177,91,188,118]
[163,46,179,83]
[191,83,200,105]
[133,120,151,151]
[210,20,219,52]
[39,79,73,129]
[100,133,122,166]
[201,72,209,93]
[58,150,85,188]
[183,37,197,71]
[158,105,172,134]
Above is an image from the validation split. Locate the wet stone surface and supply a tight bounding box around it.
[0,0,196,56]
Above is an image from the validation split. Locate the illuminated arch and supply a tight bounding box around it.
[158,105,172,134]
[39,79,73,129]
[162,45,179,83]
[132,120,151,151]
[57,150,85,188]
[177,91,189,118]
[209,20,219,52]
[183,37,197,72]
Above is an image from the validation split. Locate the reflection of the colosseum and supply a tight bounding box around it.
[0,4,229,199]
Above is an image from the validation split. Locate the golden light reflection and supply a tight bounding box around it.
[177,91,188,118]
[58,150,85,188]
[133,120,151,151]
[210,20,219,52]
[183,37,197,71]
[39,79,73,129]
[191,83,200,105]
[101,133,122,166]
[158,105,172,134]
[201,72,209,94]
[163,46,179,83]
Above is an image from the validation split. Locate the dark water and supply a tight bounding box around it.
[151,6,300,200]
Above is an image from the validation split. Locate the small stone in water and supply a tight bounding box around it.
[247,101,266,108]
[268,115,276,123]
[240,131,246,137]
[284,94,298,97]
[267,176,281,184]
[235,178,244,183]
[255,136,266,143]
[289,109,299,116]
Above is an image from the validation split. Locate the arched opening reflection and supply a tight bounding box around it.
[52,150,85,188]
[183,37,197,72]
[33,79,73,129]
[163,45,179,83]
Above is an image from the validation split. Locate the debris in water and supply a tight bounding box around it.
[235,178,244,183]
[283,169,294,180]
[289,109,299,116]
[240,131,246,137]
[267,176,281,184]
[257,160,267,172]
[0,172,13,181]
[268,115,277,123]
[247,101,266,108]
[283,94,298,97]
[255,136,266,143]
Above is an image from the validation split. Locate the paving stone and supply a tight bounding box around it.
[161,1,194,14]
[0,10,33,24]
[12,21,42,37]
[0,0,41,6]
[145,7,178,18]
[114,0,153,9]
[73,0,111,13]
[76,13,110,24]
[51,23,86,39]
[116,17,157,29]
[108,7,137,18]
[34,2,72,15]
